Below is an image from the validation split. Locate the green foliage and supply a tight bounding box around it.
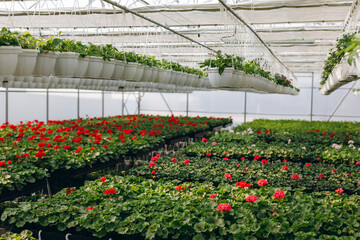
[17,32,37,49]
[321,32,356,85]
[0,230,35,240]
[2,176,360,239]
[0,27,19,46]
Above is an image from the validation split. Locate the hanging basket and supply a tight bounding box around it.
[123,62,138,81]
[53,52,79,78]
[74,56,89,78]
[140,66,153,82]
[99,59,116,80]
[84,56,104,79]
[208,68,236,88]
[0,46,21,76]
[14,49,39,76]
[33,51,58,77]
[134,64,145,81]
[111,61,125,80]
[157,69,172,84]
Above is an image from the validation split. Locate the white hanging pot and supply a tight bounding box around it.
[140,66,153,82]
[172,72,183,86]
[99,59,116,80]
[150,67,159,82]
[123,62,138,81]
[208,68,235,88]
[169,71,177,85]
[0,46,21,76]
[84,56,104,78]
[14,49,39,76]
[157,69,172,84]
[74,56,89,78]
[112,61,125,80]
[134,64,145,81]
[33,51,58,77]
[53,52,79,77]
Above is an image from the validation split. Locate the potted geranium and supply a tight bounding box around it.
[14,32,39,79]
[0,27,21,76]
[84,43,104,79]
[99,44,116,80]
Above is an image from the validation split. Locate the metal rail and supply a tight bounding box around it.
[102,0,217,53]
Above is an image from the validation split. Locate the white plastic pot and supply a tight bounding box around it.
[14,49,39,76]
[141,66,153,82]
[150,68,159,83]
[84,56,104,78]
[0,46,21,76]
[123,62,139,81]
[53,52,79,77]
[157,69,172,84]
[33,51,58,77]
[168,71,177,85]
[134,64,145,82]
[99,59,116,80]
[112,61,125,80]
[74,57,89,78]
[208,68,235,88]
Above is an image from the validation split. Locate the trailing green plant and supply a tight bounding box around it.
[17,32,37,49]
[321,32,356,85]
[0,27,19,47]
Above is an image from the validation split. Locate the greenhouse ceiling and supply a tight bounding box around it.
[0,0,353,73]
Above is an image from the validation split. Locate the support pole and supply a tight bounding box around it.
[186,93,189,116]
[137,92,141,115]
[102,91,105,118]
[244,91,247,123]
[328,81,356,122]
[160,92,174,115]
[5,87,8,123]
[46,89,49,122]
[310,72,314,122]
[77,89,80,118]
[121,91,124,115]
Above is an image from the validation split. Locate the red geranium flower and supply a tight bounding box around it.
[318,174,325,179]
[282,166,288,170]
[216,203,231,212]
[206,153,211,157]
[330,133,334,137]
[175,186,182,191]
[152,156,159,161]
[86,206,93,210]
[240,157,245,160]
[100,177,106,182]
[223,157,229,160]
[0,161,6,167]
[246,195,258,202]
[212,142,217,145]
[202,138,208,142]
[305,163,311,167]
[210,193,217,199]
[235,181,251,188]
[335,188,344,195]
[254,155,260,160]
[273,190,285,199]
[149,162,156,167]
[291,174,300,180]
[257,179,268,187]
[171,158,177,162]
[224,173,232,181]
[38,142,46,148]
[151,170,155,174]
[261,159,267,164]
[104,188,116,195]
[356,161,360,165]
[183,159,190,164]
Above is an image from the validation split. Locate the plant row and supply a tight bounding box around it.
[128,156,360,194]
[199,51,299,91]
[0,115,230,195]
[2,175,360,239]
[181,121,360,164]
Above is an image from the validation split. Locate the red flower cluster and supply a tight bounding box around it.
[149,162,156,167]
[273,190,285,199]
[335,188,344,194]
[104,188,116,195]
[291,174,300,180]
[183,159,190,164]
[175,186,182,191]
[246,195,258,202]
[224,173,232,181]
[282,166,288,170]
[261,159,267,164]
[257,179,268,187]
[305,163,311,167]
[318,174,325,179]
[216,203,231,212]
[100,177,106,182]
[210,193,217,199]
[235,181,251,188]
[171,158,177,162]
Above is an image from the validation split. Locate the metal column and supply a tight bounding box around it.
[101,91,105,118]
[186,93,189,116]
[137,92,141,115]
[310,72,314,122]
[244,91,247,123]
[5,87,8,123]
[46,89,49,122]
[121,91,124,115]
[77,89,80,118]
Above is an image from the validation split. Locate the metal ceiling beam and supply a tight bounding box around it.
[102,0,217,53]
